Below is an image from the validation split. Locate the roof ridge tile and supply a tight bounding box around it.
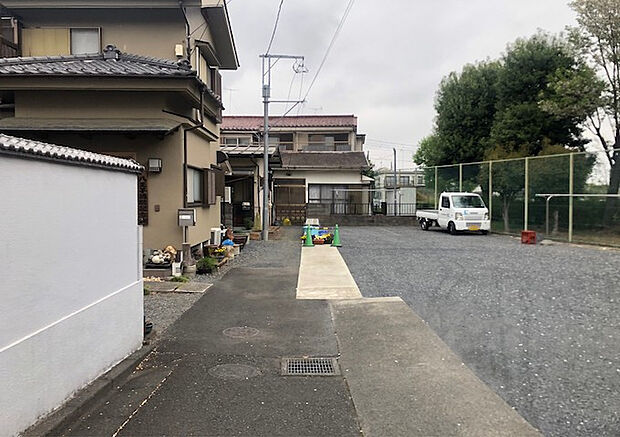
[0,133,143,173]
[0,46,196,77]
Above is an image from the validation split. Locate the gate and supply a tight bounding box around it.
[274,178,307,224]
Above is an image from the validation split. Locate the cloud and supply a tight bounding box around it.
[224,0,576,167]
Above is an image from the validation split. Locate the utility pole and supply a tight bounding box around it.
[393,148,398,216]
[260,53,307,240]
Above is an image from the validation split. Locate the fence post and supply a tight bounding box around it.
[569,153,574,242]
[488,161,492,223]
[434,167,438,209]
[524,157,529,231]
[459,164,463,191]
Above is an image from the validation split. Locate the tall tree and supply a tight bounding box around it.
[541,0,620,219]
[491,33,588,154]
[414,61,500,166]
[416,32,599,229]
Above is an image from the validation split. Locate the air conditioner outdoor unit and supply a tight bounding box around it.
[211,228,222,246]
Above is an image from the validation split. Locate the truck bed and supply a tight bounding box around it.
[416,210,439,220]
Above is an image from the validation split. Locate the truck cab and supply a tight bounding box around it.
[418,192,491,235]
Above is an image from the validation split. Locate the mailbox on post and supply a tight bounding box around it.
[178,208,196,227]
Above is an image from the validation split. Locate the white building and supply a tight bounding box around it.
[373,168,426,215]
[0,134,144,436]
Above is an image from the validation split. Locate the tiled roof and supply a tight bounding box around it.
[221,115,357,131]
[0,45,196,78]
[0,134,143,173]
[280,151,369,169]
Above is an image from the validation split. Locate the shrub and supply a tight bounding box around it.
[196,256,218,274]
[170,275,189,283]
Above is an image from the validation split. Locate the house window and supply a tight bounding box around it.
[278,133,293,150]
[187,167,204,205]
[416,174,425,185]
[400,176,410,186]
[308,184,348,203]
[22,27,100,56]
[70,28,100,54]
[305,133,350,151]
[223,137,251,146]
[385,176,396,187]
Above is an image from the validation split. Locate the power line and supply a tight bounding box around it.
[265,0,285,55]
[365,138,417,147]
[301,0,355,102]
[273,0,355,118]
[283,66,298,113]
[366,144,418,151]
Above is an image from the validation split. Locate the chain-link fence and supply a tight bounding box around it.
[420,149,620,247]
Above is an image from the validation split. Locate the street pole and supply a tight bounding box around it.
[569,153,574,242]
[524,157,529,231]
[259,54,307,240]
[393,148,397,216]
[262,57,270,241]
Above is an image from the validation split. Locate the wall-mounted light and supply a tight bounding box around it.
[148,158,162,173]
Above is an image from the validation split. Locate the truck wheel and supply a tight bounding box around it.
[448,222,457,235]
[420,219,429,230]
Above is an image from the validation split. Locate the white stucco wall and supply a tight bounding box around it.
[0,156,143,437]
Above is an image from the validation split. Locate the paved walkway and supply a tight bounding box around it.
[55,229,361,436]
[297,246,362,300]
[49,227,540,436]
[332,298,538,436]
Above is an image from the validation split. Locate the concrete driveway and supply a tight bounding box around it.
[338,226,620,437]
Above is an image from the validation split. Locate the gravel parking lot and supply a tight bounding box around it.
[339,226,620,437]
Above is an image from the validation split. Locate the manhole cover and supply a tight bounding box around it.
[208,364,261,380]
[222,326,260,339]
[281,357,340,376]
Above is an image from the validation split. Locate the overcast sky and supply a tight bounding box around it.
[223,0,577,169]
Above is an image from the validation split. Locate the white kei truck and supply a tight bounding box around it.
[417,192,491,235]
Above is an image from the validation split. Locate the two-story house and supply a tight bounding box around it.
[0,0,238,252]
[373,167,426,215]
[220,115,371,226]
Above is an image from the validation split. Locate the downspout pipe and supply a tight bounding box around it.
[180,85,205,271]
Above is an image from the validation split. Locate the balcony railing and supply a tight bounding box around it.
[277,141,353,152]
[301,141,352,152]
[222,141,355,152]
[383,179,425,188]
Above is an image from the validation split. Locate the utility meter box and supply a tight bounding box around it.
[178,208,196,227]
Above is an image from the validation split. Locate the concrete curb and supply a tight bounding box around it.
[22,343,155,437]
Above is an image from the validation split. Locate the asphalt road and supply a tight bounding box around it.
[58,229,361,437]
[338,226,620,437]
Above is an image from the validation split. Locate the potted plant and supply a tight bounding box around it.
[196,256,218,274]
[213,247,226,261]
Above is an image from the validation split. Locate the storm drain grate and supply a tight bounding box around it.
[281,357,340,376]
